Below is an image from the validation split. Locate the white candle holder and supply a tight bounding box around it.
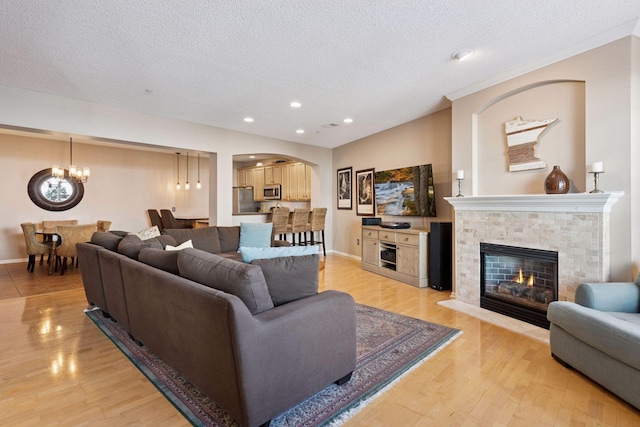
[456,178,464,197]
[589,171,604,193]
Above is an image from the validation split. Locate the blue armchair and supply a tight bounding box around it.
[547,281,640,409]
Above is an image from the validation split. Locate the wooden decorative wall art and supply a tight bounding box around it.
[504,116,557,172]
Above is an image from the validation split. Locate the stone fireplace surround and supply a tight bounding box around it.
[445,192,623,306]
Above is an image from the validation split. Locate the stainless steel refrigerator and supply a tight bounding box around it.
[232,187,256,213]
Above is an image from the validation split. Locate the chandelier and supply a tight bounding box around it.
[52,138,90,183]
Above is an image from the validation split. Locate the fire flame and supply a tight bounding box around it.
[514,268,535,287]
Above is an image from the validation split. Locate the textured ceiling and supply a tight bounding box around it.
[0,1,638,149]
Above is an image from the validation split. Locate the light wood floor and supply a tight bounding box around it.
[0,255,638,426]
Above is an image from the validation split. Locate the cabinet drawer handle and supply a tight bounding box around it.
[403,237,409,241]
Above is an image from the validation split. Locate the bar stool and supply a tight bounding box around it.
[270,207,290,241]
[287,208,310,246]
[304,208,327,256]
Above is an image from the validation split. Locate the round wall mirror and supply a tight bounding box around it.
[27,168,84,211]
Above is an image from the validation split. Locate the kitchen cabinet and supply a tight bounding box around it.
[252,167,265,201]
[237,161,310,202]
[237,168,254,188]
[294,163,311,201]
[264,165,282,185]
[361,226,428,288]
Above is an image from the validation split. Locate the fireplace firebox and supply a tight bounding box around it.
[480,243,558,329]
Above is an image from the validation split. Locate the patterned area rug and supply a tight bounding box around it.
[86,304,461,426]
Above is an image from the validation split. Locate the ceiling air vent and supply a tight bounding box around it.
[321,123,340,128]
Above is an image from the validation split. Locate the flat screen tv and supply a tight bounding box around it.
[374,164,436,217]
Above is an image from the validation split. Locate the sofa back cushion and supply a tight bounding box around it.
[163,227,222,253]
[117,234,177,260]
[251,254,319,306]
[91,231,123,252]
[178,248,274,314]
[217,226,241,253]
[138,248,180,275]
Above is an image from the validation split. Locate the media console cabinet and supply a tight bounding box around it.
[361,225,429,288]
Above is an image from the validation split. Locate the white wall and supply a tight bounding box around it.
[332,109,452,257]
[0,85,334,262]
[0,134,209,261]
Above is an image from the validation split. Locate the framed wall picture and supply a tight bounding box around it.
[356,168,375,216]
[337,167,352,210]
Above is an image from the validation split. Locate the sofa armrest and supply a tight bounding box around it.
[575,282,640,312]
[231,290,357,426]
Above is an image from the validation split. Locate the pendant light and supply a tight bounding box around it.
[52,137,90,183]
[185,152,190,190]
[196,153,202,189]
[175,152,181,190]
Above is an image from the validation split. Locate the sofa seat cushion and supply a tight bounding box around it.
[548,302,640,371]
[608,312,640,326]
[178,248,274,314]
[251,254,319,306]
[163,227,222,254]
[138,248,180,275]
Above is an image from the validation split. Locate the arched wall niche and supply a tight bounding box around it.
[470,79,586,195]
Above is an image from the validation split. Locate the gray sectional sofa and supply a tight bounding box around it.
[77,226,357,427]
[547,281,640,409]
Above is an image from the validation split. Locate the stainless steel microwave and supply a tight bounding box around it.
[263,184,281,200]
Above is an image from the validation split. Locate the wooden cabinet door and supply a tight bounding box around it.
[284,163,298,200]
[237,169,247,187]
[252,167,265,201]
[362,239,379,266]
[295,162,311,200]
[272,165,282,184]
[397,244,419,277]
[244,169,254,188]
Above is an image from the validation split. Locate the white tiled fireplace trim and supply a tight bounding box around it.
[445,192,623,305]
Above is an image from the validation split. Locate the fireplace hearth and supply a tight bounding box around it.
[480,243,558,329]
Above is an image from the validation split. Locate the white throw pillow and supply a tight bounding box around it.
[165,239,194,251]
[134,225,161,241]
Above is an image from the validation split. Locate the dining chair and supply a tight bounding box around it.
[55,224,97,275]
[96,220,112,232]
[270,207,290,241]
[304,207,327,256]
[20,222,53,273]
[160,209,192,229]
[286,208,310,246]
[41,219,78,234]
[147,209,164,231]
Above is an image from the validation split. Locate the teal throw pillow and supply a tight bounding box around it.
[240,245,318,263]
[239,222,273,250]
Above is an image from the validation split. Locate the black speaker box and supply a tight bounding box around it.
[361,217,381,226]
[429,222,452,291]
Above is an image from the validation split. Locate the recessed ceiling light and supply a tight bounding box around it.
[249,155,255,159]
[451,49,474,61]
[290,101,302,108]
[343,118,353,123]
[244,117,254,123]
[296,129,305,134]
[256,162,264,166]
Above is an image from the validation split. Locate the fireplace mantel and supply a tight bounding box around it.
[445,192,623,213]
[445,191,623,307]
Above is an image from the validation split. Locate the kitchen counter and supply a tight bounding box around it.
[232,212,270,216]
